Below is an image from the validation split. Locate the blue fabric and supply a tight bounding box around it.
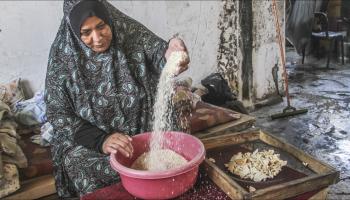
[14,91,46,126]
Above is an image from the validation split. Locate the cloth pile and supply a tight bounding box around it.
[0,79,53,198]
[13,90,53,146]
[0,79,27,198]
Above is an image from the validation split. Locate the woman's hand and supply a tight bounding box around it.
[102,133,133,157]
[165,38,190,74]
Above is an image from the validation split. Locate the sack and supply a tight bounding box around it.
[201,73,236,105]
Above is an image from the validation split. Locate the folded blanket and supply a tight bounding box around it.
[0,132,17,156]
[1,146,27,168]
[0,101,11,122]
[0,79,25,111]
[0,153,3,187]
[0,100,28,168]
[0,164,20,198]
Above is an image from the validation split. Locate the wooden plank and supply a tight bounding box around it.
[205,103,242,119]
[194,113,255,139]
[202,160,246,199]
[309,187,328,200]
[37,193,60,200]
[248,173,337,200]
[259,130,336,174]
[4,175,56,200]
[200,129,260,150]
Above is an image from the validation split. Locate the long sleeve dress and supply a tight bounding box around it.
[45,0,169,197]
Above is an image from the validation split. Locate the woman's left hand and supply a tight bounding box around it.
[165,38,190,74]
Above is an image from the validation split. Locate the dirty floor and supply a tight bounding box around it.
[251,48,350,200]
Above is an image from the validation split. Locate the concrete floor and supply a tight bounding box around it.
[251,48,350,200]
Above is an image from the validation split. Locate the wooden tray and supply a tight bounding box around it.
[200,129,339,200]
[193,111,255,139]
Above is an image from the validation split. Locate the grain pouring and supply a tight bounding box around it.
[131,51,190,171]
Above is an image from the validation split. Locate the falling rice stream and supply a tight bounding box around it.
[131,51,189,171]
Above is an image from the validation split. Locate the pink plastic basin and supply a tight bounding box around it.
[110,131,206,199]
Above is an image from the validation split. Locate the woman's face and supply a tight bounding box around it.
[80,16,112,53]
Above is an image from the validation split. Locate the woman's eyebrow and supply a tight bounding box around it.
[96,21,105,27]
[81,28,91,33]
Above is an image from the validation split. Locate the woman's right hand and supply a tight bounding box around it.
[165,38,190,75]
[102,133,133,157]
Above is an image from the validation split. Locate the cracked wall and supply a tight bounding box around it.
[217,0,285,105]
[217,0,242,97]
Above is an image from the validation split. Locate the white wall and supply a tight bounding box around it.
[0,0,284,106]
[0,1,63,93]
[114,1,222,86]
[252,0,285,100]
[0,1,221,94]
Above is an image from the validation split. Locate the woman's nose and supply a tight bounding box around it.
[92,30,103,43]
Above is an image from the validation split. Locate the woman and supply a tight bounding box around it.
[45,0,189,197]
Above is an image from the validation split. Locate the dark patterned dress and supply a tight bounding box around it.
[44,0,171,197]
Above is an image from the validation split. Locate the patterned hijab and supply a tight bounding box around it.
[68,0,111,38]
[45,0,168,196]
